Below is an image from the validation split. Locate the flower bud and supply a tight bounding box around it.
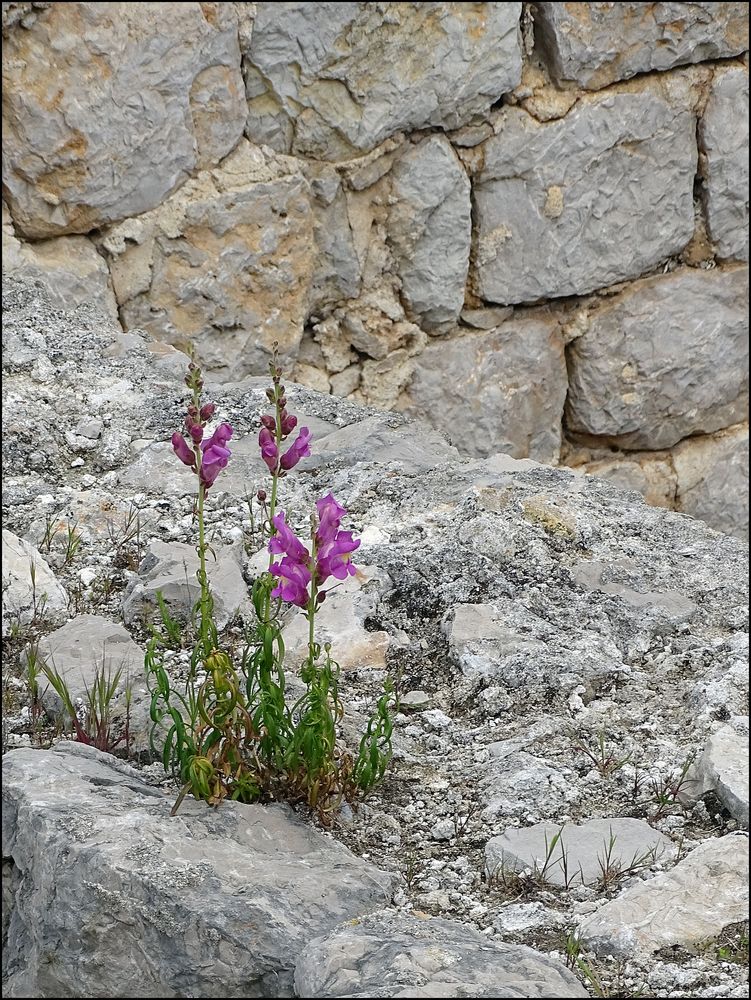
[266,388,276,402]
[317,590,327,605]
[260,414,276,431]
[278,396,287,409]
[199,403,215,421]
[187,404,198,416]
[189,424,203,443]
[256,489,267,502]
[280,411,297,436]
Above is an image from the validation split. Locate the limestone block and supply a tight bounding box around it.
[400,316,567,462]
[697,725,749,827]
[388,135,471,332]
[242,2,523,159]
[485,818,674,887]
[474,90,696,303]
[2,205,118,321]
[566,267,749,449]
[2,745,393,998]
[295,910,588,998]
[104,141,316,379]
[577,834,750,957]
[673,423,749,540]
[700,64,750,261]
[534,3,749,89]
[2,2,246,237]
[1,530,68,630]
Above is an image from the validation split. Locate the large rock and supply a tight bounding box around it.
[566,267,749,450]
[388,135,471,332]
[473,89,696,303]
[696,725,749,827]
[2,203,119,321]
[672,423,749,540]
[1,529,68,631]
[700,64,749,261]
[122,540,252,630]
[242,2,523,159]
[2,2,246,238]
[295,910,588,998]
[485,818,674,887]
[2,744,393,998]
[577,834,750,957]
[101,141,316,378]
[534,3,749,89]
[400,315,567,462]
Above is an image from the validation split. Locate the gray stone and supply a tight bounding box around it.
[32,614,143,721]
[2,744,393,998]
[309,175,362,312]
[566,267,749,450]
[2,2,246,237]
[698,725,749,827]
[571,561,698,625]
[388,135,471,332]
[474,91,696,303]
[400,690,432,710]
[107,141,316,379]
[1,529,68,630]
[534,3,749,89]
[2,205,119,321]
[486,818,674,887]
[400,316,567,463]
[577,834,750,957]
[672,423,749,540]
[122,540,251,630]
[294,909,588,998]
[700,65,749,261]
[243,2,523,159]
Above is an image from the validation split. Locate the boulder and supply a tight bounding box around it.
[1,529,68,631]
[2,2,245,237]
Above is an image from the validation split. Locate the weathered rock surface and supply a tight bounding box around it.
[577,834,750,957]
[2,744,394,998]
[485,818,674,887]
[696,725,749,826]
[33,614,143,720]
[2,1,246,237]
[388,135,471,332]
[473,90,696,303]
[101,140,316,378]
[672,423,750,540]
[566,267,749,450]
[534,3,749,89]
[122,539,251,630]
[400,316,567,462]
[295,909,588,998]
[700,64,750,261]
[2,203,118,321]
[1,529,68,630]
[242,2,523,159]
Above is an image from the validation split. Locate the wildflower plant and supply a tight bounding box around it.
[146,354,392,819]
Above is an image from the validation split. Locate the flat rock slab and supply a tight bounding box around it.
[577,833,749,957]
[32,613,144,721]
[2,745,393,998]
[122,539,251,630]
[1,529,68,629]
[697,725,749,827]
[485,818,674,887]
[295,909,588,998]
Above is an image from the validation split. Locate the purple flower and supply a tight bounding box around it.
[172,432,196,468]
[199,423,233,489]
[259,427,279,474]
[280,410,297,437]
[268,512,310,563]
[315,493,347,543]
[316,529,360,584]
[270,556,312,608]
[279,427,312,471]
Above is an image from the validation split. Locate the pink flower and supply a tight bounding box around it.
[316,529,359,584]
[199,423,233,489]
[270,556,312,608]
[172,432,196,468]
[279,427,312,471]
[259,427,279,474]
[268,512,310,563]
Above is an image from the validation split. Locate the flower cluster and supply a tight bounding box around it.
[171,362,233,490]
[268,495,360,608]
[258,382,311,475]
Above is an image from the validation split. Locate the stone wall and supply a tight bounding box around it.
[2,2,749,538]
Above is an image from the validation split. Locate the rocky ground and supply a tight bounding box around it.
[2,278,749,998]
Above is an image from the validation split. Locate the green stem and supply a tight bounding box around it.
[197,482,210,657]
[263,381,285,621]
